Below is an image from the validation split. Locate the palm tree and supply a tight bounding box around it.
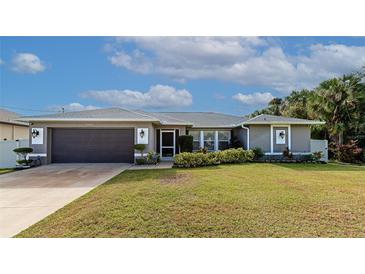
[268,97,283,116]
[309,75,364,145]
[281,89,312,119]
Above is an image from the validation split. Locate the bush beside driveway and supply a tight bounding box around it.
[17,163,365,238]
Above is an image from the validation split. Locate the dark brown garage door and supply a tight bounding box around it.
[51,128,134,163]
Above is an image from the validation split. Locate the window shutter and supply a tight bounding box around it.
[175,129,180,154]
[156,129,160,153]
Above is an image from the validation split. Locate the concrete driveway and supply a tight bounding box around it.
[0,163,131,237]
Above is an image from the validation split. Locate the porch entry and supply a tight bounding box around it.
[159,129,179,160]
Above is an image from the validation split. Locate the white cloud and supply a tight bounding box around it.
[81,84,193,108]
[12,53,45,74]
[233,92,274,105]
[107,37,365,93]
[48,102,100,112]
[0,58,4,65]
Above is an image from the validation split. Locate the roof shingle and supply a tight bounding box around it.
[18,108,324,126]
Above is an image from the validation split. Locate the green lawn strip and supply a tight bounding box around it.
[16,163,365,238]
[0,168,14,175]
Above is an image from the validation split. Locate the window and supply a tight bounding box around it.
[189,131,201,151]
[203,131,215,151]
[218,131,230,150]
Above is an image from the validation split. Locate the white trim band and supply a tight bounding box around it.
[28,153,47,157]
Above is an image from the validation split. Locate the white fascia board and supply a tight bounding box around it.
[160,122,193,126]
[190,125,237,129]
[242,121,325,125]
[21,118,160,122]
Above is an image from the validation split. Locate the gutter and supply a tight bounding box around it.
[16,118,161,122]
[242,121,325,125]
[241,125,250,150]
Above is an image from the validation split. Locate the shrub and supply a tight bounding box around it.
[13,147,33,166]
[174,152,220,168]
[178,135,193,152]
[333,140,364,163]
[146,151,160,164]
[134,144,146,157]
[312,151,323,161]
[300,154,315,162]
[13,147,33,154]
[216,148,254,163]
[196,147,208,154]
[282,147,293,159]
[174,148,254,168]
[135,157,147,165]
[252,147,264,160]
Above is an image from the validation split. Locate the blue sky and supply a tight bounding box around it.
[1,36,364,116]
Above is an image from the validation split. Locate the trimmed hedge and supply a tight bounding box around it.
[174,148,254,168]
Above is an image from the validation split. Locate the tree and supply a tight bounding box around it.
[268,97,283,116]
[308,75,365,145]
[281,89,312,119]
[13,147,33,166]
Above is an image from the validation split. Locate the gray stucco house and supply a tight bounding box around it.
[20,108,325,163]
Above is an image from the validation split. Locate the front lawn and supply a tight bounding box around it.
[17,163,365,237]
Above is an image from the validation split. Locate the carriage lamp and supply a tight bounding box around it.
[279,131,285,139]
[139,129,145,139]
[32,129,40,138]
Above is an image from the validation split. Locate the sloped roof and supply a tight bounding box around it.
[19,107,246,127]
[19,108,160,122]
[18,108,324,127]
[0,109,29,126]
[155,112,248,128]
[243,114,325,125]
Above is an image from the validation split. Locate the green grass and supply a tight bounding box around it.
[17,163,365,238]
[0,168,14,175]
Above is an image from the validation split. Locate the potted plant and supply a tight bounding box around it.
[134,144,146,164]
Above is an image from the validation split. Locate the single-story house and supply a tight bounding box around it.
[0,109,29,141]
[19,108,325,164]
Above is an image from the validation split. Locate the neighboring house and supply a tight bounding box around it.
[19,108,324,164]
[0,109,29,141]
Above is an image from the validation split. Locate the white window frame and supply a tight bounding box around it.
[188,130,201,151]
[268,124,291,155]
[203,130,216,151]
[217,130,231,151]
[188,130,231,151]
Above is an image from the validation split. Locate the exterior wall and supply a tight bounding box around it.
[13,126,29,140]
[0,124,13,140]
[232,127,248,149]
[0,123,28,140]
[248,124,311,154]
[291,125,311,152]
[249,125,271,152]
[29,121,156,163]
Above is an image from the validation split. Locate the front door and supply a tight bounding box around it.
[160,130,175,160]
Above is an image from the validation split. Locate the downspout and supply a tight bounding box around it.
[241,125,250,150]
